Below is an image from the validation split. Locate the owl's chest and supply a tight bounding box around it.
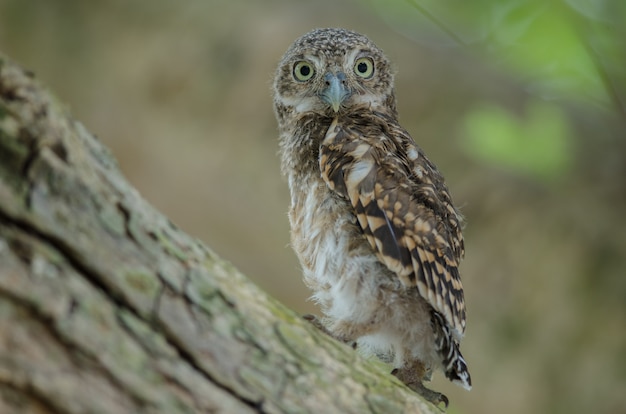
[288,176,368,286]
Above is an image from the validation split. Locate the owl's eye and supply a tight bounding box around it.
[293,61,315,81]
[354,57,374,79]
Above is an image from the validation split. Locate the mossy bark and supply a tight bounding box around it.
[0,54,436,414]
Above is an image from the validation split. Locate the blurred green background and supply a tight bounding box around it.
[1,1,625,413]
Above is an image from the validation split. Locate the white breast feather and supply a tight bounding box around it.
[290,177,439,369]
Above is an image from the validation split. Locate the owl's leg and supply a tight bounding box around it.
[392,360,449,409]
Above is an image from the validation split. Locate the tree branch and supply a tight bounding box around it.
[0,54,436,413]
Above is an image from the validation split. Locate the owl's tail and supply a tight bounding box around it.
[430,310,472,390]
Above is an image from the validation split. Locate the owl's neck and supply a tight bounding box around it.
[278,113,332,183]
[277,100,400,185]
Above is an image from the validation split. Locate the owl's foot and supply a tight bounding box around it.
[392,367,449,409]
[302,314,358,349]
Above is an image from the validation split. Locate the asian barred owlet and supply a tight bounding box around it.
[273,28,471,406]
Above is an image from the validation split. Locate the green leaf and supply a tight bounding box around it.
[462,101,572,180]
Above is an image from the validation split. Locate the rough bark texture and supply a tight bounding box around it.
[0,55,437,413]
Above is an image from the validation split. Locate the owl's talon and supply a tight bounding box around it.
[392,367,449,410]
[302,314,332,336]
[303,314,358,348]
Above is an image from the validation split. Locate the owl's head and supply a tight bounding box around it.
[273,28,396,122]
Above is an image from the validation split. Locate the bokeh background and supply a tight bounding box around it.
[1,1,625,413]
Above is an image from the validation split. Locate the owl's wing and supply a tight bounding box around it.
[320,115,466,336]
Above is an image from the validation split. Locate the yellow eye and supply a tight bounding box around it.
[354,57,374,78]
[293,61,315,81]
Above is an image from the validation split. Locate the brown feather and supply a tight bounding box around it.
[320,112,466,336]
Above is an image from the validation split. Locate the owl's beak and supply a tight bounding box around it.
[321,72,350,113]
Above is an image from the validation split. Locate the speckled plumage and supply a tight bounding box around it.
[273,28,471,405]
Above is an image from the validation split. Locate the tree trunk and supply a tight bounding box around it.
[0,54,435,414]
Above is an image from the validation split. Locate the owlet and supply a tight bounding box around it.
[273,28,471,407]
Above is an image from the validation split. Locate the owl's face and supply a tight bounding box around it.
[273,28,396,122]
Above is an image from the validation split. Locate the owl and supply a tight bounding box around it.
[273,28,471,407]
